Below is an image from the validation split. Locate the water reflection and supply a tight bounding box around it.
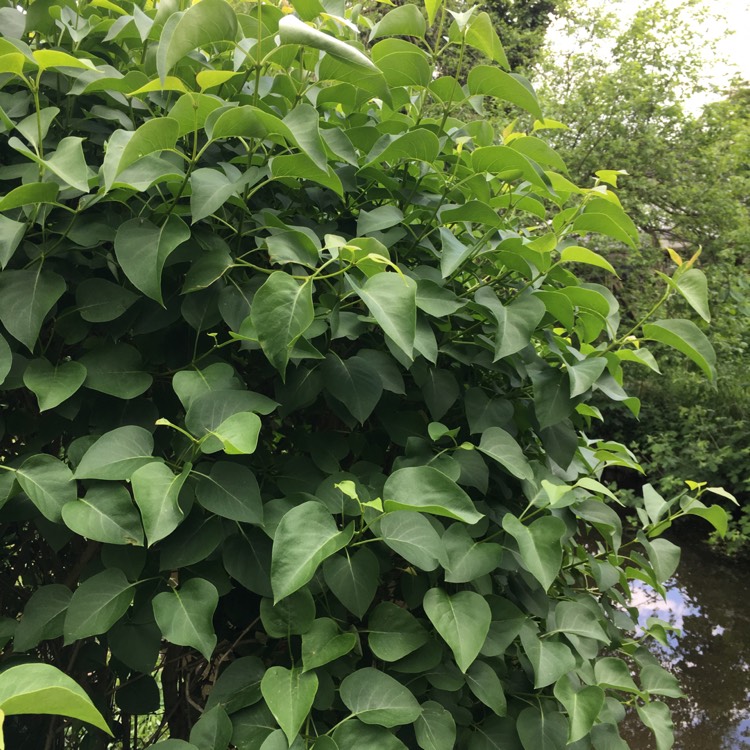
[621,532,750,749]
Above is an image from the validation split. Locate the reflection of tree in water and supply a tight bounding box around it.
[622,530,750,749]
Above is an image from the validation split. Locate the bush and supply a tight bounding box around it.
[0,1,727,748]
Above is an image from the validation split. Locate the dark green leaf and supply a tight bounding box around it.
[132,462,189,545]
[339,668,421,727]
[16,455,76,523]
[75,426,155,481]
[62,483,144,546]
[301,617,357,671]
[260,666,318,745]
[323,547,378,618]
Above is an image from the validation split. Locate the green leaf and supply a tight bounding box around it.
[0,334,10,388]
[132,462,190,545]
[467,66,542,119]
[475,288,545,361]
[636,701,674,750]
[23,358,86,411]
[0,269,65,352]
[552,601,609,642]
[190,168,242,223]
[272,152,343,194]
[642,318,716,382]
[424,0,442,25]
[643,536,681,583]
[414,700,456,750]
[594,657,639,693]
[466,660,506,716]
[103,119,180,189]
[64,568,134,643]
[260,666,318,745]
[0,664,110,734]
[0,182,59,211]
[502,515,566,591]
[271,501,354,602]
[322,353,383,424]
[348,272,417,359]
[62,483,144,546]
[673,268,710,322]
[195,462,263,524]
[251,272,314,378]
[301,617,357,671]
[14,585,71,652]
[639,664,683,699]
[260,589,316,638]
[278,15,377,70]
[516,706,567,750]
[383,466,482,524]
[440,523,503,583]
[365,129,440,166]
[371,39,431,88]
[205,656,265,714]
[33,49,96,71]
[75,426,155,481]
[568,358,607,398]
[114,215,191,304]
[464,12,509,68]
[560,245,617,274]
[152,578,219,660]
[339,668,421,727]
[189,705,233,750]
[371,5,426,39]
[423,588,491,672]
[376,511,443,571]
[79,343,152,399]
[477,427,534,482]
[553,675,605,742]
[16,455,76,523]
[333,721,408,749]
[368,601,429,661]
[209,411,262,455]
[156,0,237,82]
[519,626,575,689]
[532,368,573,430]
[75,278,139,322]
[0,215,25,269]
[323,547,379,618]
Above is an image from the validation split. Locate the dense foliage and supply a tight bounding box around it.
[538,1,750,516]
[0,0,730,748]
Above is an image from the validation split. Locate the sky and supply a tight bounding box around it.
[545,0,750,110]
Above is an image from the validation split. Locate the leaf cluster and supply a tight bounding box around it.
[0,0,728,748]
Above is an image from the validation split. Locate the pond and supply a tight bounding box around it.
[621,530,750,749]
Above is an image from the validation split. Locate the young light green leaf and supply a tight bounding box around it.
[75,426,155,481]
[383,466,482,524]
[152,578,219,660]
[62,483,144,546]
[348,272,417,359]
[271,501,354,602]
[0,268,65,352]
[0,664,110,734]
[260,666,318,745]
[0,182,59,211]
[132,462,190,545]
[64,568,134,643]
[114,215,191,304]
[502,515,566,591]
[560,245,617,275]
[423,588,491,673]
[339,668,421,727]
[23,358,87,411]
[250,272,314,378]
